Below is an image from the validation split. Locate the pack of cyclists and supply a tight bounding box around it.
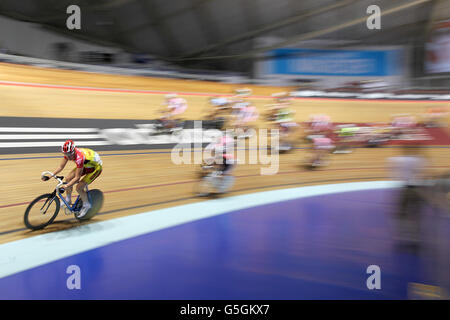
[44,89,442,207]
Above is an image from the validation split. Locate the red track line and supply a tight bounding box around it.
[1,80,450,102]
[2,165,449,210]
[0,81,271,98]
[0,179,198,209]
[0,201,29,209]
[103,179,195,194]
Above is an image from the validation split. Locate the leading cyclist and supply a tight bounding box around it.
[45,140,103,218]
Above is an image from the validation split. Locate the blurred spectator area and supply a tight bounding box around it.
[79,51,115,64]
[1,0,450,90]
[329,79,390,93]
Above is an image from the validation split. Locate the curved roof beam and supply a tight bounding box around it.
[0,0,137,22]
[168,0,432,61]
[179,0,358,58]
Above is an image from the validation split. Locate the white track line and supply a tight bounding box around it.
[0,141,109,148]
[0,127,98,133]
[0,134,101,140]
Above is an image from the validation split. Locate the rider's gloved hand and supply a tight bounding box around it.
[215,171,223,177]
[41,175,50,181]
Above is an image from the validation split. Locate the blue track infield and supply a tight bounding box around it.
[0,183,447,300]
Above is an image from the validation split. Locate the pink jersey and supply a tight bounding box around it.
[232,101,249,114]
[313,137,334,150]
[168,97,187,115]
[311,115,332,132]
[215,135,235,159]
[392,116,416,128]
[238,105,259,122]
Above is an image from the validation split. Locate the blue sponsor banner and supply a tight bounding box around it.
[269,48,400,76]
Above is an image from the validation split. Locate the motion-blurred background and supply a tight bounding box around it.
[0,0,449,300]
[0,0,448,87]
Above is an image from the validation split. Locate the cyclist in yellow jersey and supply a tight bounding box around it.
[46,140,103,218]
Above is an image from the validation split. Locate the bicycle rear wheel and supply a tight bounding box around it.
[24,193,60,230]
[76,189,104,221]
[194,175,215,197]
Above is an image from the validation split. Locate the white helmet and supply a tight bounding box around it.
[234,88,252,96]
[165,93,177,99]
[272,92,291,102]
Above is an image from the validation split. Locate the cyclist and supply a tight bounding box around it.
[273,105,297,151]
[309,135,335,168]
[333,124,360,153]
[207,96,231,130]
[308,114,333,136]
[233,102,259,138]
[157,93,188,130]
[231,88,252,101]
[203,133,236,193]
[166,93,188,119]
[45,140,103,218]
[230,88,252,119]
[209,96,230,112]
[390,114,418,139]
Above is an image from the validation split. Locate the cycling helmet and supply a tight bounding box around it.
[62,139,75,154]
[272,92,290,102]
[234,88,252,96]
[165,93,177,100]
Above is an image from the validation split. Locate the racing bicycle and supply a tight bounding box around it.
[23,171,104,230]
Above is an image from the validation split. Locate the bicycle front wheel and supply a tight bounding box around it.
[24,193,60,230]
[194,175,215,197]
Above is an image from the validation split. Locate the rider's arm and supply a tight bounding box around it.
[203,143,216,165]
[51,158,68,176]
[65,167,83,188]
[165,104,175,117]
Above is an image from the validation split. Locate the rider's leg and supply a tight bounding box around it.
[218,161,235,193]
[158,113,171,128]
[165,113,178,129]
[64,169,76,205]
[219,175,234,193]
[236,120,247,138]
[279,125,290,148]
[77,166,102,217]
[76,181,91,218]
[76,181,90,209]
[311,149,322,166]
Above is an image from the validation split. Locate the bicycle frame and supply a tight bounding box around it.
[58,191,87,213]
[201,170,234,194]
[41,171,91,213]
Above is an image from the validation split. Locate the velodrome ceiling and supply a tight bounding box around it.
[0,0,436,69]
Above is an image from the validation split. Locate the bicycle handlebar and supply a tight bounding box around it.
[41,171,65,189]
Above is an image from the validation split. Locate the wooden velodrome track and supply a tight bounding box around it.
[0,62,449,245]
